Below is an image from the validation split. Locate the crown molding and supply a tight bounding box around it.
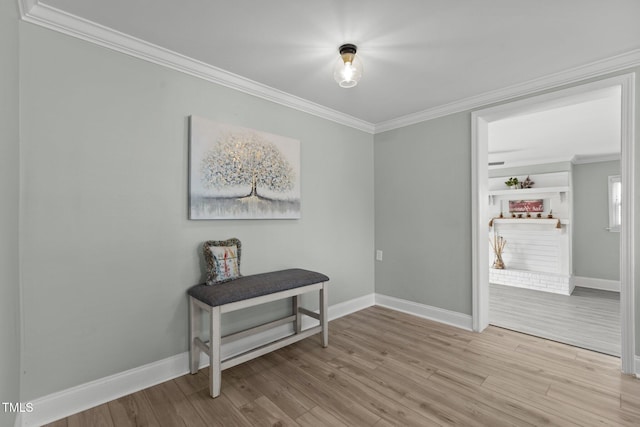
[571,153,621,165]
[18,1,640,136]
[487,152,622,170]
[18,1,376,134]
[488,156,574,170]
[375,49,640,133]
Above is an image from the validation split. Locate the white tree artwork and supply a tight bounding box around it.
[189,116,301,219]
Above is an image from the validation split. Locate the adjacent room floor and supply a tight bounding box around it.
[490,283,620,356]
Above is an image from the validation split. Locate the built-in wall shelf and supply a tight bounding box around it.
[488,172,571,205]
[488,186,570,197]
[488,186,570,205]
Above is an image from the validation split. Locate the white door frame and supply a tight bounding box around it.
[471,73,636,374]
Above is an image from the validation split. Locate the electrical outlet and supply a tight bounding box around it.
[376,250,383,261]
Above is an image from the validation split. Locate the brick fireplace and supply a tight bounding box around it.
[488,171,573,295]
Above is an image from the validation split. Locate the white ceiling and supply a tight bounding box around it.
[488,86,622,168]
[30,0,640,128]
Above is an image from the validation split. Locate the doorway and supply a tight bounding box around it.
[471,73,636,373]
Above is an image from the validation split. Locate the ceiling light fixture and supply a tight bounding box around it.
[333,43,363,88]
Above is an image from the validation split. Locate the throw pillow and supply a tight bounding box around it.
[203,238,242,285]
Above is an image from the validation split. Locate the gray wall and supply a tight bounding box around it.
[19,23,374,400]
[374,112,472,314]
[0,0,21,426]
[374,68,640,355]
[573,161,621,281]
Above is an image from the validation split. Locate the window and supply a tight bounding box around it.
[608,175,621,232]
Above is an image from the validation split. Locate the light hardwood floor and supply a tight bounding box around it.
[45,306,640,426]
[490,284,620,356]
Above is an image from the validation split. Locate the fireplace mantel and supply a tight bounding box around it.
[489,218,567,228]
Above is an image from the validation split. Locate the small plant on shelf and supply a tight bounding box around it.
[522,175,535,188]
[504,177,519,189]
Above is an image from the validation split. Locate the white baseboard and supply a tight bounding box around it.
[18,287,629,425]
[20,351,196,427]
[19,293,375,427]
[375,293,473,331]
[329,293,376,319]
[635,356,640,378]
[573,276,621,292]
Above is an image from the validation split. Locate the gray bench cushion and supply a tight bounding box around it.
[188,268,329,307]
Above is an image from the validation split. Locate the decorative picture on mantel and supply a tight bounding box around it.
[189,116,301,219]
[509,199,544,213]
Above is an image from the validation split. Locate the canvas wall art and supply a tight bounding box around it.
[189,116,301,219]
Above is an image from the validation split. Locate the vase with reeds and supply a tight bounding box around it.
[490,233,507,269]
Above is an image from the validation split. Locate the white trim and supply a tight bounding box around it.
[375,294,473,331]
[619,72,636,374]
[375,50,640,133]
[635,356,640,378]
[18,293,375,427]
[471,73,636,374]
[299,293,376,331]
[18,1,375,134]
[573,276,621,293]
[489,155,576,170]
[20,351,196,427]
[328,293,376,319]
[471,111,490,332]
[572,153,621,165]
[17,1,640,135]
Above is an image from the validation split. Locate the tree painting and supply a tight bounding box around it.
[189,116,300,219]
[200,132,295,200]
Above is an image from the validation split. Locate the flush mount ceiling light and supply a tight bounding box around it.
[333,43,363,88]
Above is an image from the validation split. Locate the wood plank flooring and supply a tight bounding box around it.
[490,284,620,356]
[45,306,640,426]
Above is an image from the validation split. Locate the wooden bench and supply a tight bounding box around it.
[187,268,330,397]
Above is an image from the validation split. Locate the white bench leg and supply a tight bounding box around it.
[293,295,301,334]
[209,305,222,397]
[320,282,328,347]
[188,296,200,374]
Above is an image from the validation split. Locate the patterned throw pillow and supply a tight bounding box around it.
[210,246,240,282]
[203,238,242,285]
